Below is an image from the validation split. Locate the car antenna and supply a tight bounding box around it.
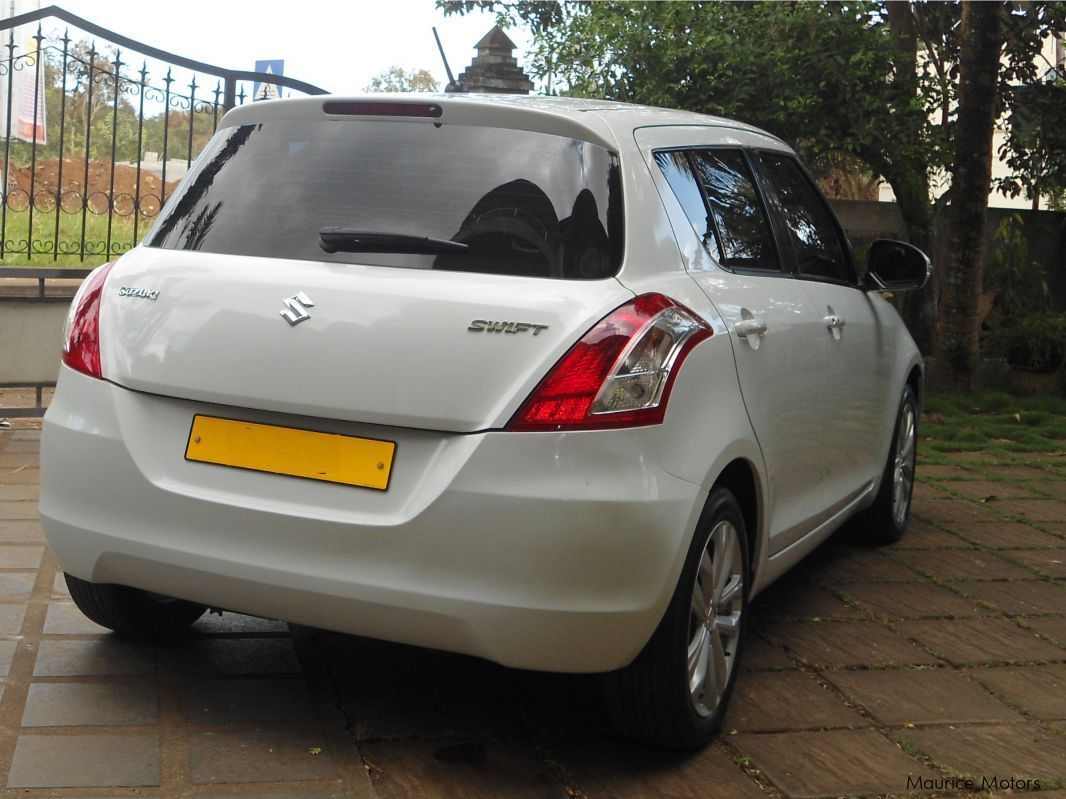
[433,27,467,93]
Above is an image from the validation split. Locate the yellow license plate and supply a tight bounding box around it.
[185,415,395,490]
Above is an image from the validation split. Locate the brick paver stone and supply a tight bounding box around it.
[0,572,36,598]
[188,730,339,784]
[735,729,933,799]
[901,723,1066,781]
[754,583,864,620]
[42,600,110,633]
[1028,616,1066,645]
[1000,548,1066,578]
[32,639,156,676]
[742,632,797,671]
[0,603,26,634]
[893,519,971,549]
[0,519,44,541]
[800,549,919,583]
[827,668,1021,725]
[0,638,19,675]
[990,499,1066,522]
[727,670,866,732]
[0,544,44,568]
[902,618,1066,665]
[0,467,41,485]
[982,465,1056,480]
[967,664,1066,719]
[0,500,37,519]
[7,733,160,788]
[917,464,977,479]
[762,620,939,667]
[182,677,317,724]
[895,549,1035,581]
[911,498,1003,524]
[1034,480,1066,499]
[0,483,37,500]
[947,521,1066,549]
[842,581,989,619]
[21,682,159,726]
[361,740,568,799]
[958,579,1066,616]
[939,480,1034,500]
[560,739,767,799]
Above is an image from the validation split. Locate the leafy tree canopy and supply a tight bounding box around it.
[364,66,440,93]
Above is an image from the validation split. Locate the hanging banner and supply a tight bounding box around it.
[15,30,47,144]
[0,28,48,144]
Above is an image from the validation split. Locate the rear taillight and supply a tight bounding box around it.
[507,293,712,431]
[62,261,116,379]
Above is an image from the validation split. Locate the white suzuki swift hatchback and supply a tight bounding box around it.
[41,95,928,749]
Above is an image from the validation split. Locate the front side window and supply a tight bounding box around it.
[757,153,853,283]
[149,120,623,280]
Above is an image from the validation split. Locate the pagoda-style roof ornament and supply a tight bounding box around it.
[450,25,533,94]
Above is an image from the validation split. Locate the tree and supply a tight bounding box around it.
[364,66,440,93]
[937,3,1004,390]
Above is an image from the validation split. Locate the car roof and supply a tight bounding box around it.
[221,93,787,153]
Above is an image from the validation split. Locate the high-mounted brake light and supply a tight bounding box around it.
[62,261,116,379]
[507,293,712,431]
[322,101,443,118]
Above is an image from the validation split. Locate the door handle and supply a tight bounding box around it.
[735,318,768,338]
[824,315,845,330]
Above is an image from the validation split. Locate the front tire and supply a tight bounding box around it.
[65,573,207,638]
[605,487,749,749]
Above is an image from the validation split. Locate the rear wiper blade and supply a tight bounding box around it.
[318,228,469,255]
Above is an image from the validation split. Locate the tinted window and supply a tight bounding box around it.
[653,150,720,256]
[149,121,623,280]
[758,153,852,283]
[689,150,779,271]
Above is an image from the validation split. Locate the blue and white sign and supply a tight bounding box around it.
[253,60,285,101]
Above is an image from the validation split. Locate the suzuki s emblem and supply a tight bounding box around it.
[280,292,315,326]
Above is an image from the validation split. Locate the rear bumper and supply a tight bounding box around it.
[40,367,704,672]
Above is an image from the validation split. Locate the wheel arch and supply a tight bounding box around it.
[710,458,762,583]
[906,362,924,409]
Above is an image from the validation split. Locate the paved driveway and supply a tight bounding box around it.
[1,427,1064,798]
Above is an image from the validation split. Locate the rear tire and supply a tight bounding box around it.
[65,573,206,638]
[853,385,918,545]
[605,487,749,749]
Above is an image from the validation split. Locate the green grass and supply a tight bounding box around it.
[921,389,1066,454]
[0,207,155,268]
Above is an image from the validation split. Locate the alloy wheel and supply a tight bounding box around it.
[687,519,744,717]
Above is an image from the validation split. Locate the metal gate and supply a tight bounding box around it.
[0,4,327,265]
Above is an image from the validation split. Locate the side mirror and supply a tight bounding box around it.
[864,239,930,291]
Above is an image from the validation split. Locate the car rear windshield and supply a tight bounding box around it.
[147,119,624,280]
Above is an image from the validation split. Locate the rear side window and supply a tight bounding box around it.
[757,153,853,283]
[653,151,721,255]
[655,148,779,272]
[148,120,623,280]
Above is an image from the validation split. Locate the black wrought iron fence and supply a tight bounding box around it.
[0,5,327,266]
